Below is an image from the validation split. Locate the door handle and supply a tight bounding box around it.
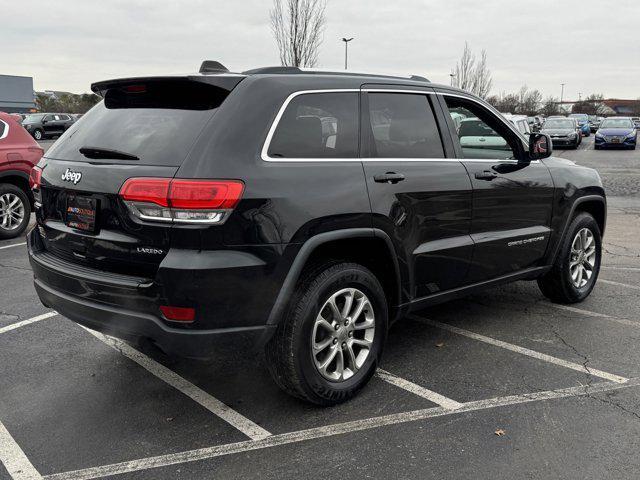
[374,172,405,184]
[475,170,498,180]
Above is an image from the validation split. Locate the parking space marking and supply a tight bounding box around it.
[0,242,26,251]
[43,377,640,480]
[602,266,640,272]
[408,315,628,384]
[600,279,640,291]
[376,369,462,410]
[545,303,610,318]
[81,327,272,441]
[0,312,58,335]
[0,419,42,479]
[545,303,640,329]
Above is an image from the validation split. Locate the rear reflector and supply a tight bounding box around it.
[119,178,244,224]
[160,305,195,322]
[29,166,42,189]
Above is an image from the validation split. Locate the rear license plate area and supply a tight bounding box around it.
[65,194,98,232]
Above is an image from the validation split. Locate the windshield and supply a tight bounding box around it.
[569,114,588,121]
[600,118,634,129]
[544,119,575,129]
[23,114,44,123]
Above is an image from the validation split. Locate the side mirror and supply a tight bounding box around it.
[41,119,48,124]
[528,132,552,160]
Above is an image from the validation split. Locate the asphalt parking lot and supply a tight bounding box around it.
[2,135,640,480]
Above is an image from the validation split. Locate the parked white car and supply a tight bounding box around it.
[503,114,531,135]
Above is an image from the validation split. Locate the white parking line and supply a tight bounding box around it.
[0,312,58,335]
[0,419,42,479]
[546,303,610,318]
[376,369,462,410]
[408,315,628,384]
[0,241,26,251]
[600,279,640,291]
[545,303,640,329]
[43,377,640,480]
[602,266,640,272]
[81,327,272,441]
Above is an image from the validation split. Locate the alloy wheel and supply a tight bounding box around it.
[569,228,597,288]
[311,288,375,382]
[0,193,25,231]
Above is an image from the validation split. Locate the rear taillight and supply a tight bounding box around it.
[119,178,244,224]
[29,166,42,190]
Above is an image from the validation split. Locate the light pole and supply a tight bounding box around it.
[560,83,565,103]
[342,37,354,70]
[449,72,456,87]
[578,92,582,102]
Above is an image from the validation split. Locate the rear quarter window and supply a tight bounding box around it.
[267,92,359,159]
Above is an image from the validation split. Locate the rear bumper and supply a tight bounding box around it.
[28,228,283,357]
[33,278,273,357]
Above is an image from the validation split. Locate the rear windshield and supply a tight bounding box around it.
[46,80,229,166]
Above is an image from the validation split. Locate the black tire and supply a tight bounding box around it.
[265,262,387,406]
[0,184,31,240]
[537,212,601,304]
[33,129,44,141]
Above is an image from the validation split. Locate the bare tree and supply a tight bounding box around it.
[540,96,561,117]
[572,94,608,116]
[452,42,493,99]
[270,0,327,68]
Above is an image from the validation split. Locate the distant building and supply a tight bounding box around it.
[553,99,639,116]
[602,99,640,116]
[0,74,37,113]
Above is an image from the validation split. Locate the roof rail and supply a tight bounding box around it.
[243,66,302,75]
[199,61,229,73]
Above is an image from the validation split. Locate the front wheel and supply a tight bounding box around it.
[266,262,387,405]
[537,212,601,303]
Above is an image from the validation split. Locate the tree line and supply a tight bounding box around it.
[36,92,101,114]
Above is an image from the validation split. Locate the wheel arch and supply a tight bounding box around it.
[549,194,606,265]
[266,228,402,327]
[0,172,34,207]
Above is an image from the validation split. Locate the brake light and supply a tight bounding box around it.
[160,305,195,322]
[119,178,244,224]
[120,178,170,207]
[29,166,42,189]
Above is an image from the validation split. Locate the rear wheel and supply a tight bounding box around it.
[266,262,387,405]
[0,184,31,240]
[33,129,44,141]
[537,212,601,303]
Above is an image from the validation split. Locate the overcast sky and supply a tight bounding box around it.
[3,0,639,99]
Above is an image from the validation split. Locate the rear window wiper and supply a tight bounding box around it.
[79,146,140,161]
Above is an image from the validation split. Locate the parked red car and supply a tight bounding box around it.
[0,112,44,239]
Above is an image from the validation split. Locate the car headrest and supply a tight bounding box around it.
[388,118,425,143]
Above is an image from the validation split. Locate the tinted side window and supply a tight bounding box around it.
[444,96,520,160]
[367,93,444,158]
[268,92,358,158]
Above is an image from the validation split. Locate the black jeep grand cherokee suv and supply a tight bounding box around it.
[28,62,606,405]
